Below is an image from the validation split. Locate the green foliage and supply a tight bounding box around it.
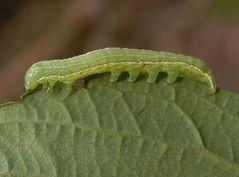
[1,74,239,177]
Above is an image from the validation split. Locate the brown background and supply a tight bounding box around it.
[0,0,239,103]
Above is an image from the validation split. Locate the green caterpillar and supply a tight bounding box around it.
[24,48,217,93]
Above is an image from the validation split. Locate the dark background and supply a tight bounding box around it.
[0,0,239,102]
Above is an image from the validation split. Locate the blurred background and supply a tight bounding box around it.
[0,0,239,102]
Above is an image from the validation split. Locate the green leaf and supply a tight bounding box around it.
[1,73,239,177]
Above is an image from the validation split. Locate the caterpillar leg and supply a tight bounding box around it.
[110,70,121,82]
[64,84,73,94]
[43,82,56,95]
[208,77,217,94]
[147,71,159,83]
[48,81,56,90]
[63,80,74,86]
[128,69,140,82]
[42,83,49,91]
[166,70,179,83]
[63,80,74,91]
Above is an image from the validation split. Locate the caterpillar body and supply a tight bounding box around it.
[24,48,217,93]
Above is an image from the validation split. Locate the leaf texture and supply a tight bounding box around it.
[0,74,239,177]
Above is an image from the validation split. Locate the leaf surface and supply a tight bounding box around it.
[0,74,239,177]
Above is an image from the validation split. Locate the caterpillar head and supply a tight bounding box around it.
[25,67,38,91]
